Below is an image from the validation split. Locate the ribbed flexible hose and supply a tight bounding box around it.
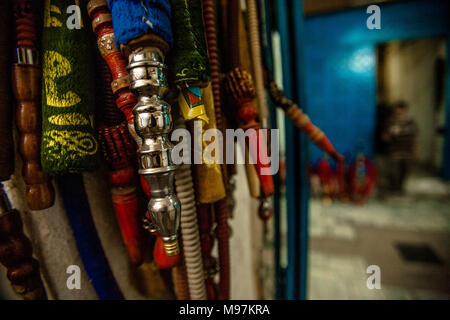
[175,161,206,299]
[246,0,269,127]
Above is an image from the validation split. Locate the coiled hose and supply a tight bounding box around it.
[174,116,206,299]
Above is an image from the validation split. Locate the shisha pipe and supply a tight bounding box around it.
[108,0,181,257]
[246,0,269,128]
[225,0,274,221]
[172,117,206,299]
[88,0,180,257]
[12,0,55,210]
[197,203,218,300]
[225,69,275,200]
[0,183,47,300]
[0,5,47,295]
[202,0,231,300]
[95,55,143,265]
[265,72,344,162]
[87,0,137,131]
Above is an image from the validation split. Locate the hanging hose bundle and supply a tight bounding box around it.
[108,0,181,257]
[56,174,124,300]
[95,56,143,266]
[41,0,123,299]
[12,0,55,210]
[202,0,233,299]
[225,0,274,215]
[0,18,48,293]
[169,0,226,204]
[0,184,47,300]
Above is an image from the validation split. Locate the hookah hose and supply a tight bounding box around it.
[0,4,47,299]
[0,183,47,300]
[225,0,274,202]
[173,117,206,300]
[40,0,122,299]
[172,262,190,300]
[87,0,137,130]
[265,72,343,162]
[108,0,181,257]
[56,174,124,300]
[170,0,226,204]
[95,56,143,266]
[203,84,230,299]
[88,0,179,268]
[197,203,217,300]
[246,0,269,128]
[170,0,228,299]
[41,0,99,175]
[12,0,55,210]
[202,0,232,300]
[0,0,14,182]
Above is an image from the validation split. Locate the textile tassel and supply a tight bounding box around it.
[95,55,143,266]
[108,0,181,257]
[0,183,47,300]
[41,0,99,175]
[12,0,55,210]
[0,0,14,182]
[56,174,124,300]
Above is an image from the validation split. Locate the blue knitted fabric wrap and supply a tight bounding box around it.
[108,0,173,50]
[56,174,124,300]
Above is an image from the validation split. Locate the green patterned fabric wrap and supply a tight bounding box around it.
[41,0,99,175]
[169,0,210,87]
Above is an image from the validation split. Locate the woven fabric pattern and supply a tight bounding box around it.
[41,0,99,174]
[108,0,173,50]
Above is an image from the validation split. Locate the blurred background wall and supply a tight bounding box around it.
[303,0,449,179]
